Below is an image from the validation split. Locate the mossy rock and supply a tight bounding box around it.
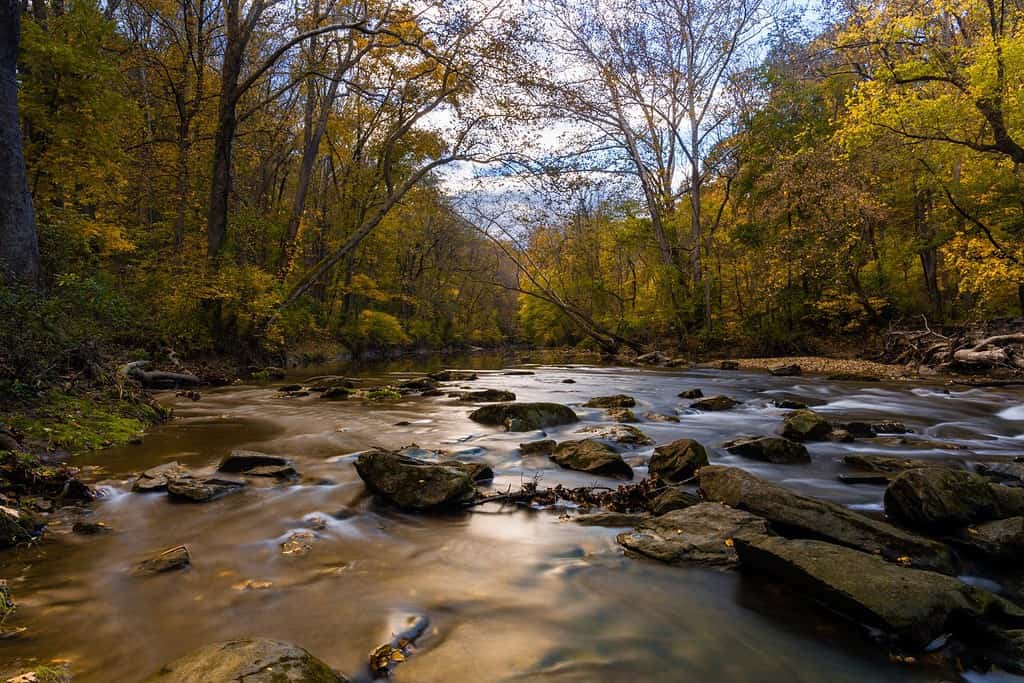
[142,639,347,682]
[468,402,578,431]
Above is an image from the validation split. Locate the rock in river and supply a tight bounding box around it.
[453,389,516,402]
[884,468,1024,531]
[723,435,810,464]
[468,402,578,431]
[135,545,191,575]
[649,438,708,482]
[574,423,653,446]
[678,388,703,399]
[166,477,245,502]
[733,535,1024,651]
[142,639,347,682]
[779,409,832,441]
[618,503,770,567]
[699,466,956,574]
[428,369,478,382]
[520,439,556,456]
[649,489,700,516]
[583,394,636,408]
[217,450,292,474]
[690,395,740,411]
[950,516,1024,562]
[0,505,43,547]
[354,448,476,509]
[133,461,189,492]
[551,439,633,479]
[769,363,802,376]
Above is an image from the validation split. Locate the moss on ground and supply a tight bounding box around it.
[1,390,170,453]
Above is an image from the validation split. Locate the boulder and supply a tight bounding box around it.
[354,449,476,509]
[690,395,740,411]
[607,408,638,422]
[217,451,291,474]
[454,389,516,402]
[166,477,245,503]
[950,516,1024,562]
[699,466,957,574]
[468,402,578,431]
[884,468,1024,531]
[769,363,802,376]
[644,412,680,423]
[779,409,832,441]
[583,395,636,408]
[133,461,189,492]
[723,436,810,464]
[551,440,634,479]
[733,535,1024,651]
[617,503,770,567]
[649,439,708,482]
[135,545,191,575]
[678,388,703,399]
[244,465,298,479]
[574,511,650,527]
[519,439,556,456]
[575,424,653,446]
[142,639,346,683]
[428,369,478,382]
[649,488,699,516]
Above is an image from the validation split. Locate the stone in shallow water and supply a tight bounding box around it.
[280,530,316,556]
[468,402,578,431]
[699,465,957,574]
[779,409,831,441]
[135,545,191,575]
[677,388,703,399]
[519,439,556,456]
[166,477,245,502]
[142,639,347,682]
[649,488,700,516]
[617,503,770,567]
[551,439,633,479]
[132,461,188,492]
[649,438,708,482]
[644,412,680,423]
[884,468,1024,531]
[574,423,653,446]
[354,448,476,509]
[583,394,636,408]
[690,395,739,411]
[606,408,638,422]
[217,450,291,473]
[723,435,809,464]
[453,389,516,402]
[574,511,650,527]
[733,535,1024,651]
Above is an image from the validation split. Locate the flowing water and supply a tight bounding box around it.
[4,357,1024,682]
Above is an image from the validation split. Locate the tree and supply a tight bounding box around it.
[0,0,42,289]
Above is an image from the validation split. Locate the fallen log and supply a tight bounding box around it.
[120,360,200,389]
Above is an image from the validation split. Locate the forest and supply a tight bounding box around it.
[2,0,1023,381]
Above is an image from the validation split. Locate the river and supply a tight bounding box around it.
[3,356,1024,682]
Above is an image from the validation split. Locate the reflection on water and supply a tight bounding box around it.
[2,356,1023,682]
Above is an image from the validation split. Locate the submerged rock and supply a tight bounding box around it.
[551,440,634,479]
[468,402,578,431]
[842,454,961,475]
[453,389,516,402]
[574,423,653,446]
[217,451,291,474]
[733,535,1024,651]
[644,412,680,423]
[320,387,351,400]
[135,545,191,575]
[772,398,808,410]
[583,394,636,408]
[132,461,189,492]
[166,477,245,503]
[649,438,708,482]
[618,503,770,567]
[977,461,1024,485]
[690,395,740,411]
[354,448,475,509]
[700,466,957,574]
[723,436,810,464]
[280,530,316,556]
[779,409,831,441]
[519,439,556,456]
[884,468,1024,531]
[142,639,346,682]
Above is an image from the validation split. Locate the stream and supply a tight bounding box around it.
[3,356,1024,682]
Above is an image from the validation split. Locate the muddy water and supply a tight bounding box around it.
[4,359,1024,682]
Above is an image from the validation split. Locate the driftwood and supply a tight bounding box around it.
[369,614,430,678]
[120,360,200,389]
[464,476,689,513]
[881,318,1024,374]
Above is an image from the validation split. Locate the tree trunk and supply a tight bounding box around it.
[0,0,42,289]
